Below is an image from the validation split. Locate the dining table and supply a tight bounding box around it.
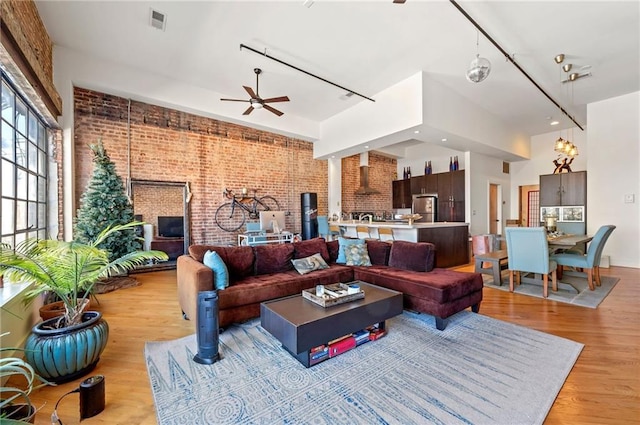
[547,233,594,251]
[483,233,593,292]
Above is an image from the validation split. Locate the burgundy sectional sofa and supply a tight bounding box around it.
[176,238,483,331]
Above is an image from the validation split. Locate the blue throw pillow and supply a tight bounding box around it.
[337,237,365,264]
[203,250,229,290]
[344,243,372,266]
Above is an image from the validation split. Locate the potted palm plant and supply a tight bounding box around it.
[0,333,53,424]
[0,222,168,383]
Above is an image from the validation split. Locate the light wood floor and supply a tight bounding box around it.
[25,265,639,424]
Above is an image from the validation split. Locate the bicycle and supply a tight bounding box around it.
[214,188,280,232]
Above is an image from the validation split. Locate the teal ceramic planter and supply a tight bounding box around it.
[25,311,109,384]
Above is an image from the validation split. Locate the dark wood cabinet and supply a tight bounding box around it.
[410,174,438,195]
[437,170,465,222]
[392,179,412,209]
[539,171,586,206]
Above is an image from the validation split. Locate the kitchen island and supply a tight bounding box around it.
[337,221,469,268]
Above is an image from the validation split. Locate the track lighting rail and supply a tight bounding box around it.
[239,43,375,103]
[449,0,584,131]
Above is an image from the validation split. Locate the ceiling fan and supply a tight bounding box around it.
[220,68,290,116]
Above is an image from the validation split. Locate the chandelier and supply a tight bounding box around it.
[552,54,580,159]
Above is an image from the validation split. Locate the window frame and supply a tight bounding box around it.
[1,72,49,248]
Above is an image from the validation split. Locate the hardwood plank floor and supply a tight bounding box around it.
[24,265,640,424]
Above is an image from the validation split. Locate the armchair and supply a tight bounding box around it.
[505,227,557,298]
[551,225,616,290]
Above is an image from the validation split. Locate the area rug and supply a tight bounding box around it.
[145,311,583,425]
[483,270,619,308]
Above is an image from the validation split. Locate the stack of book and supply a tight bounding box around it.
[309,344,329,366]
[352,329,370,346]
[328,335,356,358]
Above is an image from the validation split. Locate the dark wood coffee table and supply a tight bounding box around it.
[260,281,403,367]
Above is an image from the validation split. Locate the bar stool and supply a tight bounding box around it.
[328,224,343,240]
[378,227,395,242]
[356,225,371,239]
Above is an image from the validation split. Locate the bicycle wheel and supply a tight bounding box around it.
[256,196,280,213]
[215,202,246,232]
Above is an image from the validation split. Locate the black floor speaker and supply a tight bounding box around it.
[193,290,220,365]
[301,192,318,240]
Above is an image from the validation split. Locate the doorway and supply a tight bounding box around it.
[489,183,502,235]
[519,184,540,227]
[131,180,190,270]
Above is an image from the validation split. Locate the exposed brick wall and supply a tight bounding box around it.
[0,0,62,116]
[341,153,396,216]
[73,87,331,245]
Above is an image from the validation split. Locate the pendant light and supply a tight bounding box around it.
[466,30,491,83]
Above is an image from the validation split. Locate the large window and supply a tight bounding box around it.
[1,73,48,248]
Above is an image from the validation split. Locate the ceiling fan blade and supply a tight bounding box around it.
[243,86,257,99]
[242,106,254,115]
[263,104,284,117]
[220,98,250,102]
[262,96,290,103]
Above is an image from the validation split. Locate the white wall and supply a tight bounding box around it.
[587,92,640,268]
[467,151,512,236]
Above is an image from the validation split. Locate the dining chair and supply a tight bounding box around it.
[356,225,372,239]
[377,227,395,242]
[550,225,616,290]
[505,227,557,298]
[317,215,330,239]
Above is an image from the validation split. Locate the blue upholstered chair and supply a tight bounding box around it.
[550,225,616,290]
[505,227,557,298]
[317,216,330,239]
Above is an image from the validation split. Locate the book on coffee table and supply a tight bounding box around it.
[302,282,365,307]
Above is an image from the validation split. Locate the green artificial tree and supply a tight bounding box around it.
[75,140,141,261]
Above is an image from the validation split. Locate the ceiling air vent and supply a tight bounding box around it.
[149,8,167,31]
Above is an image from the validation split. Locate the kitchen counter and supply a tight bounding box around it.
[335,221,468,229]
[335,221,469,268]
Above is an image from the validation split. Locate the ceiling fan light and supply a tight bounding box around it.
[466,55,491,83]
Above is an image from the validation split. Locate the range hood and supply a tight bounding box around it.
[355,152,380,195]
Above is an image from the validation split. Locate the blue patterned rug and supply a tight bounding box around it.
[145,311,583,425]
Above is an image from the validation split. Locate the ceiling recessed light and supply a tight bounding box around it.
[550,121,560,126]
[364,145,369,149]
[414,130,420,134]
[441,138,447,142]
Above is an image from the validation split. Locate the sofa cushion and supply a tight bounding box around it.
[365,240,391,266]
[203,250,229,290]
[388,241,436,272]
[292,238,330,263]
[216,265,354,310]
[188,244,218,263]
[344,243,372,266]
[336,237,365,263]
[188,245,254,283]
[291,253,330,275]
[326,240,339,263]
[254,243,294,275]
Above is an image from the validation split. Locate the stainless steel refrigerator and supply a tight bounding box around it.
[412,194,437,223]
